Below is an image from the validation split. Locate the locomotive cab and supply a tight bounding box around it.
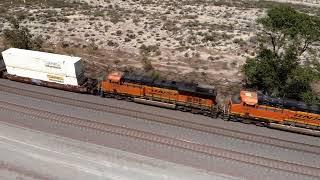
[228,91,257,109]
[99,71,124,97]
[226,91,260,122]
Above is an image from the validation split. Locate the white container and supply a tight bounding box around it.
[2,48,85,78]
[2,48,85,86]
[6,66,84,86]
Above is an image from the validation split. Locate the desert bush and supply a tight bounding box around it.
[94,10,105,17]
[183,14,198,19]
[202,32,219,42]
[104,25,110,32]
[145,70,161,80]
[133,18,140,25]
[113,59,120,65]
[162,20,179,32]
[107,40,119,47]
[107,9,124,24]
[207,56,214,61]
[139,44,159,56]
[127,33,136,39]
[233,38,247,47]
[3,17,43,50]
[184,20,201,28]
[202,66,208,70]
[116,30,122,36]
[193,52,200,58]
[141,56,153,71]
[124,37,131,42]
[60,41,69,48]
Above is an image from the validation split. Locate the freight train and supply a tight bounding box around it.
[0,48,319,136]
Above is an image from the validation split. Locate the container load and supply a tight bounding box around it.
[2,48,85,86]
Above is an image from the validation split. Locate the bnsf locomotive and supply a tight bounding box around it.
[0,48,319,136]
[228,91,320,136]
[98,72,320,136]
[100,71,219,115]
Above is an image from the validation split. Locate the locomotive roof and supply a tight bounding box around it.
[257,93,320,114]
[122,72,216,98]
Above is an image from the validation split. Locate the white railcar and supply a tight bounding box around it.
[6,66,84,86]
[2,48,85,86]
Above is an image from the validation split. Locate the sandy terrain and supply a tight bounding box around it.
[0,0,319,98]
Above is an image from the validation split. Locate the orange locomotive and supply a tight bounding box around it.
[99,72,320,136]
[99,71,219,116]
[227,91,320,136]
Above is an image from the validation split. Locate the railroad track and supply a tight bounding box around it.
[0,82,319,155]
[0,100,319,178]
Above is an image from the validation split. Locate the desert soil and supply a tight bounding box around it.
[0,0,319,100]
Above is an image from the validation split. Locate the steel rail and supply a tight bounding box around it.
[0,100,319,178]
[0,82,319,155]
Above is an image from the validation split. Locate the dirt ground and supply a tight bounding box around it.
[0,0,319,101]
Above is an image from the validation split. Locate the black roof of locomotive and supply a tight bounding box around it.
[257,93,320,114]
[122,73,216,98]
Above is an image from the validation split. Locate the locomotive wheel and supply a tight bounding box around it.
[115,95,123,100]
[191,109,200,114]
[177,106,189,112]
[125,97,133,102]
[90,89,98,95]
[241,118,252,124]
[225,115,232,121]
[228,115,238,122]
[99,91,105,98]
[255,121,266,127]
[214,111,220,118]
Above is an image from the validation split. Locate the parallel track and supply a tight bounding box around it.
[0,100,319,178]
[0,82,319,155]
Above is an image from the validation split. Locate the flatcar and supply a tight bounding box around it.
[227,91,320,136]
[99,71,219,116]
